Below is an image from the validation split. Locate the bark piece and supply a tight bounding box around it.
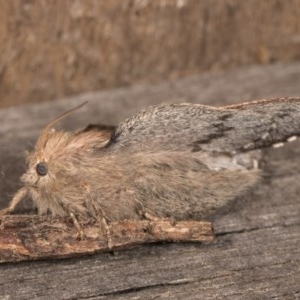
[0,215,214,263]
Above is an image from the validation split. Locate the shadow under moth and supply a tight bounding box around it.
[0,97,300,262]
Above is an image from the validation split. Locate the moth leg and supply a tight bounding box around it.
[0,187,28,217]
[96,208,113,249]
[0,207,11,217]
[69,212,85,240]
[85,203,113,249]
[81,182,112,249]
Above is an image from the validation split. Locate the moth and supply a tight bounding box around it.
[1,98,300,231]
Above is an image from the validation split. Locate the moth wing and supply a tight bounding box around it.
[105,97,300,154]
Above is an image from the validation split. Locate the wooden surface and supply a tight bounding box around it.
[0,216,213,263]
[0,62,300,299]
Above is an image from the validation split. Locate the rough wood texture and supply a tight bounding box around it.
[0,62,300,299]
[0,216,213,263]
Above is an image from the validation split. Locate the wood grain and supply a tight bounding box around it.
[0,62,300,299]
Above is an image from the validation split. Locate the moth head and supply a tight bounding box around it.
[21,102,88,188]
[20,156,49,187]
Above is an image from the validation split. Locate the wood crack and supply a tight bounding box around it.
[215,221,300,237]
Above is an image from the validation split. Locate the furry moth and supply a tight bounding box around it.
[1,97,300,227]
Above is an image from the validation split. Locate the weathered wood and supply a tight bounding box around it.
[0,62,300,299]
[0,216,213,263]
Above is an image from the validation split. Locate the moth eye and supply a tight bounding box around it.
[36,162,48,176]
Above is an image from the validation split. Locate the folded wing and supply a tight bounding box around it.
[105,97,300,154]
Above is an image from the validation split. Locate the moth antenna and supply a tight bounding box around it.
[36,101,88,157]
